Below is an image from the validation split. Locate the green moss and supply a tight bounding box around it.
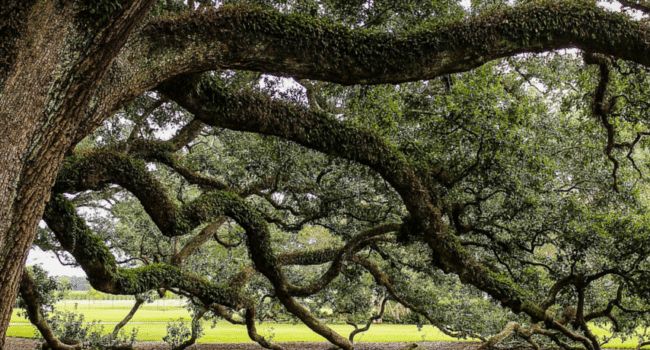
[47,194,117,269]
[115,264,242,307]
[77,0,122,27]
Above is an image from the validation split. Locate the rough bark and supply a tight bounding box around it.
[0,1,157,346]
[124,1,650,89]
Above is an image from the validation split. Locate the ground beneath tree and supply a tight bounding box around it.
[4,337,484,350]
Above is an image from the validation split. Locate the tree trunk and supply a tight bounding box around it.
[0,3,83,346]
[0,1,157,346]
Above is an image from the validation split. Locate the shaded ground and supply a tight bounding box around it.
[4,337,483,350]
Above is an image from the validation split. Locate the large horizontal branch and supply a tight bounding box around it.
[79,0,650,157]
[118,0,650,93]
[160,74,549,324]
[158,75,435,217]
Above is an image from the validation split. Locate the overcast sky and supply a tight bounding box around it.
[27,247,86,277]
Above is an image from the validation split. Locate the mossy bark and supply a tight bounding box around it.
[0,1,157,345]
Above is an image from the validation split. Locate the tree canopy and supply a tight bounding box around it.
[5,1,650,350]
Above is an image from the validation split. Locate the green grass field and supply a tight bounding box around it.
[6,300,645,347]
[8,300,467,343]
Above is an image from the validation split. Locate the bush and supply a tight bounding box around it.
[16,265,70,316]
[162,317,203,349]
[46,311,88,341]
[37,310,138,349]
[402,311,427,325]
[381,312,399,324]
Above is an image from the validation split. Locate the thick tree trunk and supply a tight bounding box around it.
[0,1,157,346]
[0,3,84,346]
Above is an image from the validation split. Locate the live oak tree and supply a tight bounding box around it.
[6,0,650,349]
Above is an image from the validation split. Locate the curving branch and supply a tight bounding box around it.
[54,151,231,238]
[19,270,82,350]
[584,53,621,192]
[350,255,474,340]
[244,307,286,350]
[46,185,354,349]
[170,217,229,266]
[209,304,245,325]
[111,296,146,340]
[284,224,400,297]
[347,298,388,343]
[121,0,650,95]
[42,193,248,309]
[123,99,166,152]
[160,72,550,327]
[171,307,208,350]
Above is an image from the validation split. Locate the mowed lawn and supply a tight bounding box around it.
[6,300,645,347]
[8,300,468,343]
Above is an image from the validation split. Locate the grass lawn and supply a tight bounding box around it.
[7,322,473,343]
[6,300,645,347]
[8,301,473,343]
[10,300,191,324]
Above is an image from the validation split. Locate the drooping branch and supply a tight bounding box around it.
[284,224,399,297]
[245,307,286,350]
[111,296,146,339]
[46,187,354,350]
[350,255,473,340]
[348,298,388,343]
[585,53,620,192]
[42,193,247,309]
[171,307,207,350]
[54,151,232,237]
[158,75,434,211]
[541,275,582,310]
[575,288,601,350]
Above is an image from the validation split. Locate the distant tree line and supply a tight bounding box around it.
[62,276,89,292]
